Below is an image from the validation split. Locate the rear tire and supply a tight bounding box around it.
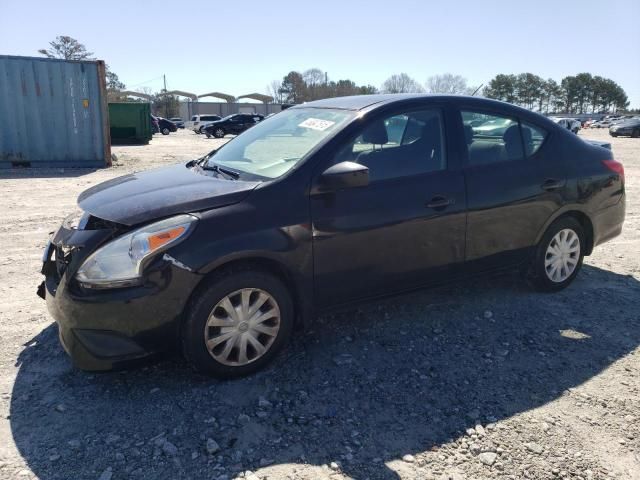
[182,269,294,378]
[528,217,585,292]
[162,127,170,135]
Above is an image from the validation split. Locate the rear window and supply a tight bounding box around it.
[191,116,197,121]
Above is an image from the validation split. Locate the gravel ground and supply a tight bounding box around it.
[0,128,638,480]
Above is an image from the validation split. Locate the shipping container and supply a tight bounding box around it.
[109,102,153,144]
[0,55,111,168]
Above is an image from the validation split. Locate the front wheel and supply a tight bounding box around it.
[182,269,294,378]
[213,128,225,138]
[161,127,170,135]
[528,217,585,292]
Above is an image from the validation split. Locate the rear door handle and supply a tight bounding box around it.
[426,196,452,209]
[541,178,564,191]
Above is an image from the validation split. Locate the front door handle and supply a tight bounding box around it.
[426,196,452,209]
[542,178,564,191]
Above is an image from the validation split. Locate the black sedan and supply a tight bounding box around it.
[154,116,178,135]
[610,119,640,138]
[202,113,264,138]
[40,94,625,378]
[170,117,185,129]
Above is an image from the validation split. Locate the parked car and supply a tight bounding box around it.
[202,114,265,138]
[170,117,185,129]
[187,114,222,133]
[151,116,177,135]
[609,119,640,138]
[40,94,625,378]
[551,117,581,134]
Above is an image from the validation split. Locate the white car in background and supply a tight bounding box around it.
[551,117,581,134]
[185,114,223,134]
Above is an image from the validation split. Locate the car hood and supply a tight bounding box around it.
[78,163,260,225]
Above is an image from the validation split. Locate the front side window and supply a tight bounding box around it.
[462,111,523,164]
[206,107,355,179]
[334,108,447,181]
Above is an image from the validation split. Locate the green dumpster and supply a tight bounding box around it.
[108,103,152,144]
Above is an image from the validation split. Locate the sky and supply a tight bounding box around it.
[1,0,639,107]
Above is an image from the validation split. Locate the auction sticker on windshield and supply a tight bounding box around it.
[298,118,335,131]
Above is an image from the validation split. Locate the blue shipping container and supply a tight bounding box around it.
[0,55,111,168]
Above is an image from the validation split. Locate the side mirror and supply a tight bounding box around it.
[315,161,369,193]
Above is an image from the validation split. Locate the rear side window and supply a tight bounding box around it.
[462,111,523,165]
[191,116,197,121]
[521,121,547,157]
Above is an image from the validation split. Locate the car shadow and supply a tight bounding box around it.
[10,265,640,479]
[0,168,98,179]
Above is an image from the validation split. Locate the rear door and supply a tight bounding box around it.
[459,108,566,271]
[310,104,467,306]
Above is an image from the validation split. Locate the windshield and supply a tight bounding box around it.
[206,108,355,179]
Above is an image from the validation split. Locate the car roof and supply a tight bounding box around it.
[291,94,558,128]
[294,93,536,114]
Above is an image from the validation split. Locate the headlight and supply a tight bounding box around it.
[75,214,198,288]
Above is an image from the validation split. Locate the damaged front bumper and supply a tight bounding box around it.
[39,221,202,371]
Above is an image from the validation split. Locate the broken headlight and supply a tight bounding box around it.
[75,214,198,288]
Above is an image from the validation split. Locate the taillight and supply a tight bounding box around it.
[602,159,624,183]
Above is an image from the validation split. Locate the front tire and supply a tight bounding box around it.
[182,269,294,378]
[528,217,585,292]
[214,128,225,138]
[162,127,170,135]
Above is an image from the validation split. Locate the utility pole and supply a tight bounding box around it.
[163,74,168,118]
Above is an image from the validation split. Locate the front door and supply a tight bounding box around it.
[310,105,467,307]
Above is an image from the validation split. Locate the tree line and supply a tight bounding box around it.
[270,69,631,114]
[268,70,478,103]
[483,73,629,114]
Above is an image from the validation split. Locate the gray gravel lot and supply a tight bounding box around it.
[0,129,638,480]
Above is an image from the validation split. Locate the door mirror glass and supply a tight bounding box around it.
[316,161,369,192]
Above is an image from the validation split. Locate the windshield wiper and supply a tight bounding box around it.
[201,163,240,180]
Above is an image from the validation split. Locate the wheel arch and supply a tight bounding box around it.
[186,254,313,330]
[536,208,595,255]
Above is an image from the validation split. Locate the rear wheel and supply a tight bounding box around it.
[182,269,294,378]
[528,217,585,292]
[162,127,170,135]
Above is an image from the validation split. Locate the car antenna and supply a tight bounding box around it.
[471,84,484,96]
